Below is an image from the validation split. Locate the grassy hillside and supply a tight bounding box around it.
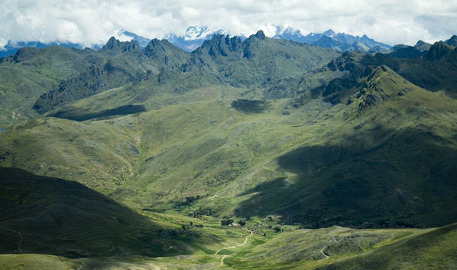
[0,37,192,127]
[2,223,455,269]
[0,167,197,257]
[2,34,457,269]
[0,46,97,127]
[319,42,457,100]
[319,223,457,270]
[2,66,457,229]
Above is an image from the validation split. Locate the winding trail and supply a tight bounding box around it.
[215,230,253,267]
[320,234,337,260]
[320,246,329,259]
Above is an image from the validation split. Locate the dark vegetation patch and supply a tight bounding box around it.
[48,104,146,121]
[232,99,268,113]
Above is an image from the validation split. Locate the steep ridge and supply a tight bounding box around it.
[0,46,97,126]
[40,32,340,121]
[184,31,340,88]
[32,38,191,114]
[311,42,457,99]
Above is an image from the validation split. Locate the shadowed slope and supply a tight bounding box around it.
[0,167,193,258]
[235,67,457,228]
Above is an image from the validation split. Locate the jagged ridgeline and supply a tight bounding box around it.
[2,31,457,231]
[0,30,339,124]
[32,37,190,114]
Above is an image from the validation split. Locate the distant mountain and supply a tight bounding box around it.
[164,25,229,52]
[115,29,151,47]
[0,40,82,58]
[163,25,391,53]
[0,30,151,59]
[414,40,432,51]
[0,26,392,58]
[445,35,457,47]
[273,26,391,52]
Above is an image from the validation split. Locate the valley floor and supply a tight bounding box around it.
[1,209,455,270]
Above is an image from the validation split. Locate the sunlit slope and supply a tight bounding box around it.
[319,223,457,270]
[2,224,454,270]
[0,46,96,126]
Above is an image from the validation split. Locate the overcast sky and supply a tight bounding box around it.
[1,0,457,47]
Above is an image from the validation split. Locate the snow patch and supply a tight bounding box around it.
[115,29,134,42]
[0,37,7,51]
[184,25,228,41]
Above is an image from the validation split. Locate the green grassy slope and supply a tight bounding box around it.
[235,66,457,228]
[1,34,457,269]
[226,226,426,270]
[2,223,453,270]
[0,167,196,258]
[319,223,457,270]
[0,38,192,127]
[2,66,457,229]
[0,46,97,127]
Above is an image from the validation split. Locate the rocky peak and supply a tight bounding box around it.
[423,42,454,61]
[323,29,336,37]
[146,38,162,47]
[103,37,120,50]
[445,35,457,47]
[414,40,432,52]
[101,37,141,53]
[254,30,266,40]
[200,34,243,58]
[143,38,166,57]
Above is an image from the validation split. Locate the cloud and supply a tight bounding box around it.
[0,0,456,47]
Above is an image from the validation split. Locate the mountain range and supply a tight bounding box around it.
[0,40,82,58]
[273,26,391,52]
[1,25,391,57]
[1,29,457,269]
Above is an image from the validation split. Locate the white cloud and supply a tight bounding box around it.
[0,0,456,47]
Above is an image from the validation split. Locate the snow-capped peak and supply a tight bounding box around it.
[184,25,227,41]
[114,30,151,47]
[184,25,211,41]
[115,29,135,42]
